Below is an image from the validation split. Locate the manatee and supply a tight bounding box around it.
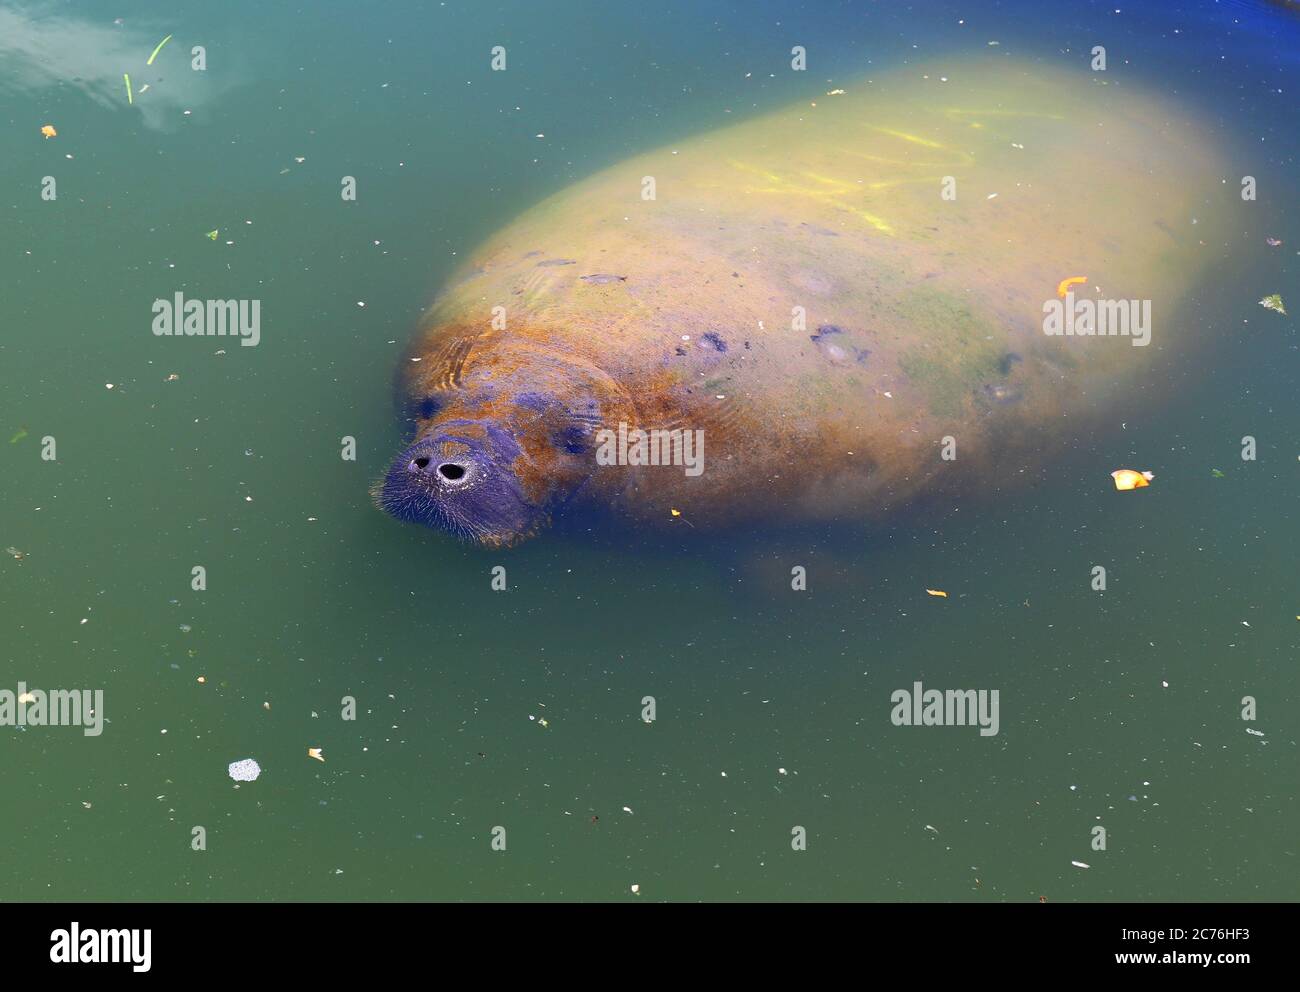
[377,58,1228,545]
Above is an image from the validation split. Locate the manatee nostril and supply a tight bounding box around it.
[438,463,466,481]
[411,456,431,471]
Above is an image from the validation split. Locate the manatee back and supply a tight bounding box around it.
[414,58,1230,524]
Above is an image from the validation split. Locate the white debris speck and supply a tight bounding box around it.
[356,301,366,308]
[622,805,633,814]
[1071,860,1091,869]
[924,824,939,833]
[105,383,115,389]
[1246,728,1265,737]
[986,193,998,199]
[228,758,261,782]
[1161,681,1169,688]
[778,767,787,775]
[630,884,640,894]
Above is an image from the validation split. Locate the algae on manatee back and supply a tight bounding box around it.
[895,288,1005,418]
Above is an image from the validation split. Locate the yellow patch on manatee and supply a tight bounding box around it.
[869,126,946,149]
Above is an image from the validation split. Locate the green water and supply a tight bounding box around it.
[2,0,1297,901]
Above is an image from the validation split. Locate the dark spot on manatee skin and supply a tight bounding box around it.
[700,331,727,352]
[997,352,1023,375]
[522,250,544,258]
[536,258,576,267]
[579,273,627,285]
[674,346,687,356]
[799,222,841,237]
[514,392,550,412]
[810,324,844,343]
[552,424,589,454]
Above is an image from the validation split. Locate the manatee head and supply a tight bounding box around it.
[378,418,544,545]
[376,363,627,545]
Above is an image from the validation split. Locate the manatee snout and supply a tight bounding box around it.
[377,423,538,546]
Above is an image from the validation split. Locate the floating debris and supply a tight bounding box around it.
[308,747,324,762]
[206,230,218,241]
[1111,469,1153,491]
[1265,237,1282,247]
[925,588,948,598]
[40,123,58,139]
[1211,468,1225,478]
[1245,728,1265,737]
[1056,275,1087,297]
[228,758,261,782]
[123,73,133,105]
[146,34,173,66]
[630,883,641,894]
[9,428,27,443]
[6,547,26,562]
[1258,294,1287,316]
[1071,860,1091,869]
